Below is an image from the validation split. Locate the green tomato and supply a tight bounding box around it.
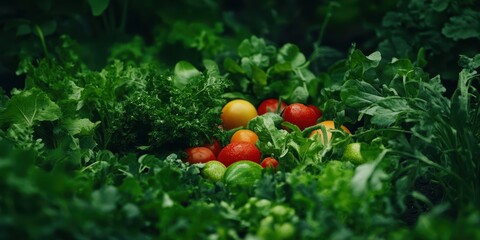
[201,160,226,182]
[342,142,365,165]
[223,160,263,187]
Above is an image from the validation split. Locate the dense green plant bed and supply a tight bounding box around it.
[1,1,479,239]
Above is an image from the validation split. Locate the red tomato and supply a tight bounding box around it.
[261,157,279,169]
[257,99,288,115]
[308,105,322,119]
[185,147,216,164]
[282,103,319,130]
[217,142,262,167]
[203,138,222,157]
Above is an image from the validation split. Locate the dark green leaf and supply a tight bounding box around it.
[432,0,449,12]
[340,80,383,109]
[88,0,110,16]
[442,9,480,40]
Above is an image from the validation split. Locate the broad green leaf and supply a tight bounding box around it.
[416,48,428,68]
[271,62,292,73]
[0,88,61,127]
[39,20,57,36]
[389,59,414,77]
[16,24,31,36]
[88,0,110,16]
[288,86,309,103]
[224,58,245,74]
[252,66,267,87]
[351,149,389,196]
[173,61,201,89]
[203,59,220,78]
[91,185,119,212]
[62,118,100,136]
[442,9,480,41]
[432,0,449,12]
[340,80,383,109]
[277,43,306,68]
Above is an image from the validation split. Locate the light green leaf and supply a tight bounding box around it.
[62,118,100,136]
[277,43,306,68]
[88,0,110,16]
[173,61,201,89]
[252,66,267,87]
[0,88,61,127]
[288,86,309,103]
[224,58,245,74]
[91,185,119,212]
[203,59,220,78]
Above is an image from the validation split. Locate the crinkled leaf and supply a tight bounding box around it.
[288,86,309,103]
[348,50,381,76]
[0,88,61,127]
[458,54,480,70]
[277,43,306,68]
[340,80,383,109]
[247,114,288,157]
[442,9,480,41]
[370,97,410,127]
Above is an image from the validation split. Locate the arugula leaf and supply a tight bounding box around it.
[247,113,289,159]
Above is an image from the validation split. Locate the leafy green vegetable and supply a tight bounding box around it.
[0,88,61,127]
[224,36,318,104]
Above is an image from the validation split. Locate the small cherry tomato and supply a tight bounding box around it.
[261,157,279,170]
[185,147,216,164]
[257,98,288,115]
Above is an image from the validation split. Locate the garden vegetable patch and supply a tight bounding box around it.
[1,1,480,239]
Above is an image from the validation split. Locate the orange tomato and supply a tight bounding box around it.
[309,120,351,144]
[231,129,259,144]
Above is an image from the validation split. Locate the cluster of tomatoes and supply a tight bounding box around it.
[184,98,352,174]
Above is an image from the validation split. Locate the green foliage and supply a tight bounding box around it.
[0,1,479,239]
[376,0,480,80]
[224,36,319,104]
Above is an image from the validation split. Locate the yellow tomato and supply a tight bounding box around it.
[221,99,257,130]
